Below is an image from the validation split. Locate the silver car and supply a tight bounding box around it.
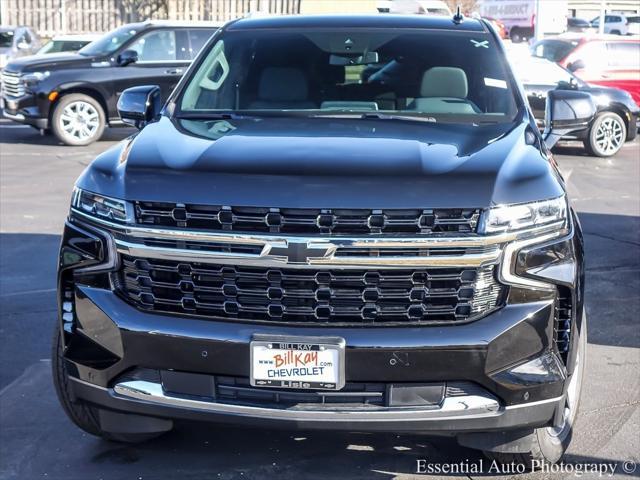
[0,26,41,69]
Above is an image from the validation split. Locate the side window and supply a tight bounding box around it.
[175,29,191,61]
[607,42,640,68]
[188,29,216,59]
[128,29,176,62]
[574,42,607,69]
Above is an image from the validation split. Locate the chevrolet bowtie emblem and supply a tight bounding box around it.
[266,241,334,264]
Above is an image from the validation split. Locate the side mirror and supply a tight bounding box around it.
[117,85,162,129]
[543,89,596,149]
[117,49,138,67]
[17,41,30,50]
[567,59,585,72]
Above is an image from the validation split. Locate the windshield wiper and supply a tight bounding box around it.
[310,112,438,123]
[174,112,245,120]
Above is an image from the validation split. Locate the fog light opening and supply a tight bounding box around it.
[492,351,566,387]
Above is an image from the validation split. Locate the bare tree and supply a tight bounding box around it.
[444,0,478,16]
[117,0,169,23]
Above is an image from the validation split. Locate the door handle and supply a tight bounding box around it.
[165,68,184,75]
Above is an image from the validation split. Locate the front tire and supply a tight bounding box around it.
[483,316,587,468]
[51,93,105,146]
[584,111,626,157]
[51,325,166,443]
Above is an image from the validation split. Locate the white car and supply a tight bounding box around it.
[377,0,452,16]
[590,14,629,35]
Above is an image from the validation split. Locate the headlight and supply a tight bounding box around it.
[479,196,567,234]
[71,187,134,224]
[22,71,50,86]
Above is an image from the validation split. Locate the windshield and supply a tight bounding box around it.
[78,25,138,56]
[0,31,14,48]
[178,29,519,124]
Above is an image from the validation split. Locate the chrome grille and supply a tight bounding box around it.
[1,71,25,98]
[117,256,503,325]
[135,202,481,235]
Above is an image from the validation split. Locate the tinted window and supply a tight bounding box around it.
[129,29,176,62]
[607,42,640,68]
[180,29,519,124]
[568,18,589,27]
[188,29,216,59]
[0,31,14,48]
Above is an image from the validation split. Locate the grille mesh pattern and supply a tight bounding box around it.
[554,287,572,364]
[117,256,503,325]
[1,71,25,98]
[135,202,481,235]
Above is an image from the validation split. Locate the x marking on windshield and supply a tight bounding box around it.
[471,40,489,48]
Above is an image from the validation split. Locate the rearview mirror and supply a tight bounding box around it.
[543,89,596,149]
[117,85,161,129]
[117,49,138,67]
[330,51,379,66]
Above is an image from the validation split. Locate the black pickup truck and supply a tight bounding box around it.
[1,21,218,145]
[54,14,594,468]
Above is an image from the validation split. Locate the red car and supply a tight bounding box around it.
[531,35,640,105]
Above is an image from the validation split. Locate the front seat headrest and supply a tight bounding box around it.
[420,67,469,98]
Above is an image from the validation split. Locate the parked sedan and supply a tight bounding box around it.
[0,26,41,68]
[36,34,101,55]
[511,55,639,157]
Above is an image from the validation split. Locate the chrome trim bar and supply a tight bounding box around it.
[113,380,501,422]
[115,239,501,269]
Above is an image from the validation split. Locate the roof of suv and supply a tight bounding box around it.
[226,14,486,32]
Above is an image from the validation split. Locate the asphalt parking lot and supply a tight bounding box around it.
[1,118,638,480]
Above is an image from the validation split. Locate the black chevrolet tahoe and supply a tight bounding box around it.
[1,21,218,145]
[53,14,594,467]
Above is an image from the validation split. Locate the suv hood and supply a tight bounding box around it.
[4,52,91,72]
[80,115,564,209]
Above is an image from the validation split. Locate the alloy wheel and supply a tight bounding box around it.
[594,116,624,156]
[58,100,100,142]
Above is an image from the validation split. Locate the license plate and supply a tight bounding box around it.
[250,335,345,390]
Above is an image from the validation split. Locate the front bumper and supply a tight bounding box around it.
[63,282,565,434]
[1,93,49,129]
[58,213,583,435]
